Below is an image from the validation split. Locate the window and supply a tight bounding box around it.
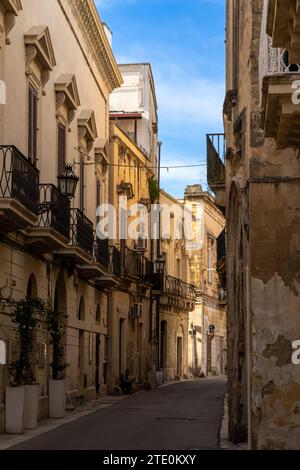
[28,84,38,164]
[58,123,66,176]
[176,258,181,279]
[78,296,85,321]
[207,238,214,284]
[96,304,101,323]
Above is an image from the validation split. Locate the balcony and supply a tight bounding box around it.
[262,73,300,148]
[55,209,94,265]
[25,184,70,253]
[267,0,300,63]
[0,145,39,232]
[122,247,145,278]
[149,274,196,312]
[95,246,122,288]
[261,46,300,148]
[206,134,226,207]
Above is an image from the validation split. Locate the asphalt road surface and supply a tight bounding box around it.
[11,378,227,450]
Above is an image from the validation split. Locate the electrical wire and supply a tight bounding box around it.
[73,148,207,171]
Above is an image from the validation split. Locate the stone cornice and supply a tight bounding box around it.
[62,0,123,93]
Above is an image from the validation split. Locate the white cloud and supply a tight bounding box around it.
[155,63,224,126]
[160,156,207,195]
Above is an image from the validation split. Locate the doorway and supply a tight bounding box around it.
[95,334,100,394]
[176,336,183,377]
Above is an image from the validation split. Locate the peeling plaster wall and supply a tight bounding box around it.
[250,181,300,449]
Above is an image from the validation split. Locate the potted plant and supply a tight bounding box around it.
[7,299,42,433]
[46,307,67,418]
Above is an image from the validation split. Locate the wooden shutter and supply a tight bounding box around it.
[58,124,66,175]
[28,85,38,164]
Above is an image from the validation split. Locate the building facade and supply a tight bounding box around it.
[158,190,196,381]
[183,185,226,378]
[106,121,155,392]
[0,0,122,431]
[215,0,300,449]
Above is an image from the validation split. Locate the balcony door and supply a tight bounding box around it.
[28,84,38,164]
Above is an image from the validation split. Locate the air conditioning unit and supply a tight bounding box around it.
[132,303,143,317]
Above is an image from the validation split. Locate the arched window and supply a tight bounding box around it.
[27,273,38,300]
[78,296,85,321]
[96,304,101,323]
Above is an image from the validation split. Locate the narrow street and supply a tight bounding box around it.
[10,379,226,451]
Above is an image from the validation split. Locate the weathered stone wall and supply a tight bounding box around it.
[225,0,300,448]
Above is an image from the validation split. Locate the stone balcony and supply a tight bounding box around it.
[261,74,300,148]
[267,0,300,63]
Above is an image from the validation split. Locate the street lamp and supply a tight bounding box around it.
[58,164,79,200]
[155,255,166,275]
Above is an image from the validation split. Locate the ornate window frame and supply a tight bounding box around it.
[55,74,80,131]
[78,110,98,153]
[24,26,56,95]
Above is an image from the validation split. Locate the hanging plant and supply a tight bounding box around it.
[46,307,67,380]
[9,298,43,386]
[148,176,160,203]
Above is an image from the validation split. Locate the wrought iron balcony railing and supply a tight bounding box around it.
[70,209,94,257]
[266,47,300,75]
[108,246,121,277]
[38,184,70,239]
[164,275,197,302]
[206,134,226,193]
[123,247,145,278]
[94,236,109,268]
[0,145,39,214]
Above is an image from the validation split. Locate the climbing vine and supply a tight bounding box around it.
[8,298,67,385]
[148,176,160,203]
[46,307,67,380]
[9,298,43,386]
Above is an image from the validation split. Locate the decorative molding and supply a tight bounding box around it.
[24,26,56,94]
[1,0,22,45]
[25,44,37,75]
[4,11,15,45]
[77,109,98,152]
[223,90,237,121]
[55,74,80,130]
[55,91,66,114]
[60,0,122,93]
[117,181,134,200]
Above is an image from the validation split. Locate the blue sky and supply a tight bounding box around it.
[96,0,225,198]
